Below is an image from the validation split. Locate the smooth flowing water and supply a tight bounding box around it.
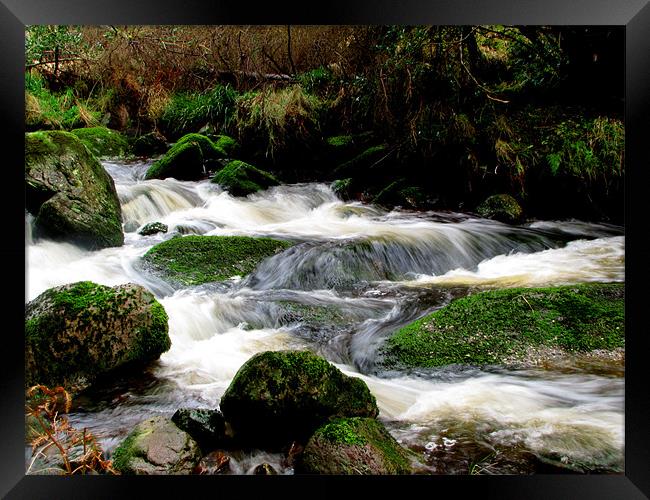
[25,159,625,474]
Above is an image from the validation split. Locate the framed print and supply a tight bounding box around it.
[2,0,649,498]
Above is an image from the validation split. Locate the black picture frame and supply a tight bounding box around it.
[3,1,649,498]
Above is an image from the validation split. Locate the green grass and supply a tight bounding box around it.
[142,235,293,285]
[381,283,624,368]
[160,85,237,139]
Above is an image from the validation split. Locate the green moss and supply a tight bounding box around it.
[327,135,355,148]
[71,127,129,157]
[213,135,239,155]
[302,417,412,474]
[476,194,524,224]
[175,133,226,162]
[381,283,625,369]
[111,429,142,474]
[211,160,279,197]
[316,418,367,446]
[142,235,292,286]
[144,141,203,180]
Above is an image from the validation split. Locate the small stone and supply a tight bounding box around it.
[253,463,277,475]
[138,222,168,236]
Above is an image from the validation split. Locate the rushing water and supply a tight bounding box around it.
[25,159,625,474]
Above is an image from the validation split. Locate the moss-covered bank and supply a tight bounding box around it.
[142,235,292,286]
[381,283,624,369]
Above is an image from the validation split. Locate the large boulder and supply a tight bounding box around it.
[111,416,201,474]
[476,193,524,224]
[141,235,292,286]
[298,417,412,475]
[25,281,171,393]
[211,160,279,197]
[25,131,124,249]
[71,127,129,158]
[380,283,625,369]
[144,133,225,180]
[219,350,379,448]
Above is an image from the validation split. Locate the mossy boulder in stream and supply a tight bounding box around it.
[142,235,292,286]
[298,417,412,475]
[144,133,226,180]
[211,160,280,196]
[133,130,167,156]
[112,416,201,474]
[71,126,129,158]
[381,283,625,369]
[25,130,124,249]
[171,408,227,452]
[25,281,171,394]
[219,350,378,448]
[476,193,524,224]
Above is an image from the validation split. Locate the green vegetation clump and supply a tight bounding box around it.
[142,235,292,285]
[219,350,378,447]
[71,127,129,157]
[381,283,624,369]
[235,85,322,157]
[160,85,238,139]
[476,193,524,224]
[299,417,412,474]
[213,134,239,155]
[211,160,279,196]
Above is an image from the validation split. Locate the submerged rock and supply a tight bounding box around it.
[142,235,292,286]
[380,283,625,369]
[25,281,170,393]
[211,160,279,196]
[138,221,168,236]
[171,408,227,451]
[476,193,524,224]
[298,417,412,475]
[219,350,378,448]
[112,416,201,474]
[25,130,124,249]
[144,133,226,180]
[71,126,129,158]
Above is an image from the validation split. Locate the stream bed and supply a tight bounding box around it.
[26,159,625,475]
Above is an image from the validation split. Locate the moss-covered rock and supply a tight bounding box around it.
[331,178,356,201]
[298,417,412,475]
[175,133,226,164]
[25,130,124,249]
[71,126,129,158]
[372,179,427,209]
[142,235,292,286]
[25,281,171,394]
[144,141,204,181]
[476,193,524,224]
[133,131,167,156]
[213,134,239,156]
[138,221,168,236]
[171,408,227,452]
[381,283,625,369]
[211,160,279,196]
[219,350,379,448]
[112,416,201,475]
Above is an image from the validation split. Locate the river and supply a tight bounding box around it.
[25,159,625,475]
